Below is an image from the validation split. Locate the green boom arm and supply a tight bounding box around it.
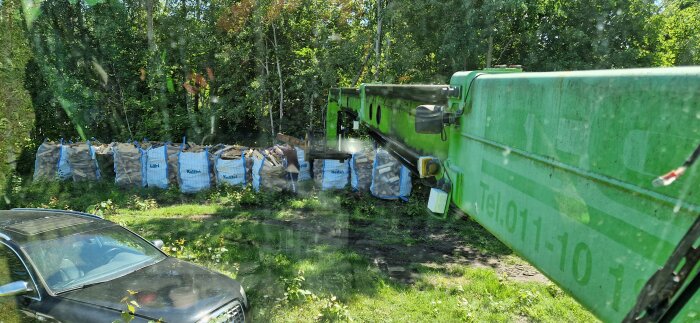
[326,67,700,322]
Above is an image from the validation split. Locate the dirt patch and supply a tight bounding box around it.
[248,210,550,285]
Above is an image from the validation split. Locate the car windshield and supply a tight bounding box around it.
[20,226,166,294]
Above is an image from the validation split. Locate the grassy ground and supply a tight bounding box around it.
[1,181,598,322]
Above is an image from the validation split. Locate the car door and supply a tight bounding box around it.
[0,242,43,322]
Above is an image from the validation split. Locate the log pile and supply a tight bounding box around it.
[351,147,375,191]
[113,142,144,187]
[250,146,289,191]
[30,139,410,202]
[213,145,247,160]
[166,143,183,185]
[93,143,115,181]
[312,159,323,184]
[65,142,100,182]
[370,148,403,197]
[33,141,62,181]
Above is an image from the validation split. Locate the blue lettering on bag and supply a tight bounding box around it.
[186,169,202,174]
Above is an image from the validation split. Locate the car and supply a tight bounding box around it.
[0,208,247,322]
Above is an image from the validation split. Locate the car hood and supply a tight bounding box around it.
[58,257,242,322]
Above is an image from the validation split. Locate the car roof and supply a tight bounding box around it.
[0,209,116,245]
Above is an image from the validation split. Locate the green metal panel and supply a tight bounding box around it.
[325,67,700,321]
[361,84,450,159]
[327,84,451,159]
[447,67,700,321]
[325,89,340,148]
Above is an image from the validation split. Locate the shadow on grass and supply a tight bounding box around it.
[112,186,519,320]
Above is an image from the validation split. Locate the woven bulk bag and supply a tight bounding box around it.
[313,159,350,190]
[295,147,311,181]
[178,147,211,193]
[57,141,72,181]
[145,144,169,189]
[350,146,375,192]
[33,140,63,181]
[251,149,288,192]
[65,141,101,182]
[93,143,115,181]
[370,148,412,201]
[113,142,144,187]
[214,147,247,187]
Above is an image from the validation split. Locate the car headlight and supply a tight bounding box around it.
[239,284,248,308]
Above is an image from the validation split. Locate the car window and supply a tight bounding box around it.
[20,226,166,294]
[0,243,37,298]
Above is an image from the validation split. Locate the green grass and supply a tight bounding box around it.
[1,181,598,322]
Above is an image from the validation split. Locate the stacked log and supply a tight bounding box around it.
[30,139,412,202]
[166,143,183,185]
[370,148,404,198]
[312,159,323,184]
[33,141,63,181]
[93,143,115,181]
[250,146,289,191]
[113,142,144,187]
[214,145,247,160]
[350,146,375,191]
[65,142,100,182]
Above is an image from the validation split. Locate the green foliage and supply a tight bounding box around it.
[86,199,117,216]
[281,270,315,305]
[317,295,351,322]
[658,0,700,65]
[0,0,34,199]
[113,290,140,323]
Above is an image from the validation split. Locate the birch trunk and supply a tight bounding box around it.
[374,0,383,81]
[272,23,284,134]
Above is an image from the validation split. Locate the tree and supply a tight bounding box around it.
[0,0,34,195]
[658,0,700,65]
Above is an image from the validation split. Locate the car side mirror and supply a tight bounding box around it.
[0,281,32,297]
[152,239,164,250]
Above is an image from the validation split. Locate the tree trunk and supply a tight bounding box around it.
[263,46,274,137]
[352,48,373,86]
[374,0,383,81]
[272,23,284,134]
[486,34,493,68]
[308,97,314,129]
[146,0,155,51]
